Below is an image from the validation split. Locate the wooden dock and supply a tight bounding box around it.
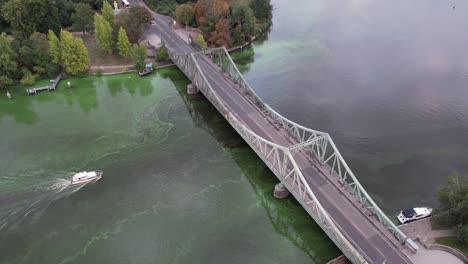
[26,70,64,95]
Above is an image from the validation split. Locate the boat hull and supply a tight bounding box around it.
[397,207,432,224]
[70,171,103,186]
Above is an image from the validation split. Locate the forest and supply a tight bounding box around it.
[0,0,272,90]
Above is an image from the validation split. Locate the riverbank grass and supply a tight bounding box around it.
[435,237,468,256]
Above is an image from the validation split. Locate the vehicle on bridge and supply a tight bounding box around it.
[397,207,432,224]
[121,0,130,8]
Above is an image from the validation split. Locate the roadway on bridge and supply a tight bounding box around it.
[148,12,413,264]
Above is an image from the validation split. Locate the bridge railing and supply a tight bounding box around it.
[166,46,367,264]
[196,47,408,244]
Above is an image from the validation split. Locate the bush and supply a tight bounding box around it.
[157,48,169,61]
[95,68,103,76]
[20,69,38,85]
[457,225,468,245]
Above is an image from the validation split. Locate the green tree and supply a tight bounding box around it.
[195,33,207,47]
[437,174,468,246]
[230,4,256,36]
[1,0,30,39]
[20,68,39,85]
[250,0,272,22]
[18,32,50,75]
[101,0,114,27]
[94,13,113,54]
[25,0,61,33]
[117,27,132,59]
[60,29,90,75]
[115,6,152,43]
[0,32,17,90]
[56,0,75,28]
[176,4,194,26]
[131,42,147,71]
[156,47,169,61]
[48,30,62,64]
[72,3,94,36]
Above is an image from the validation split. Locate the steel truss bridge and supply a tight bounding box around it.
[152,14,417,264]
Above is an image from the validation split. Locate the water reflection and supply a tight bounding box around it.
[0,98,39,125]
[172,73,340,262]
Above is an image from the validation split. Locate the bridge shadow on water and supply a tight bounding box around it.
[162,68,342,263]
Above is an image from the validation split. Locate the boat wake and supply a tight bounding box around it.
[0,176,87,232]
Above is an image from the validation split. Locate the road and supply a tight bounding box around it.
[142,6,414,264]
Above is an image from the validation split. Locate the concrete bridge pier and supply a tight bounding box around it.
[187,83,199,94]
[273,183,290,199]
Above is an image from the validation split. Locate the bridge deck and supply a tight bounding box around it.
[152,14,412,264]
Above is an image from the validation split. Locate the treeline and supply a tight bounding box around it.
[0,0,153,90]
[437,174,468,246]
[154,0,271,47]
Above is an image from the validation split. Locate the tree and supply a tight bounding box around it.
[437,174,468,246]
[18,32,50,74]
[195,33,207,47]
[1,0,30,39]
[56,0,75,28]
[156,47,168,61]
[101,0,114,27]
[211,0,228,20]
[48,30,62,64]
[94,13,113,54]
[250,0,272,22]
[115,6,152,43]
[209,18,231,47]
[0,32,17,90]
[230,4,256,37]
[25,0,61,34]
[131,42,147,71]
[72,3,94,36]
[117,27,132,59]
[176,4,194,26]
[60,29,90,75]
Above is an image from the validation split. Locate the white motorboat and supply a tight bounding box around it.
[397,207,432,224]
[70,170,103,186]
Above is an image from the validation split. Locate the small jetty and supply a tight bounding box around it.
[26,70,63,95]
[138,63,153,76]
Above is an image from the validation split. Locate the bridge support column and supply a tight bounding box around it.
[273,183,289,199]
[187,83,199,94]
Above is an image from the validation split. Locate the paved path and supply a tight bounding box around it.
[399,218,456,243]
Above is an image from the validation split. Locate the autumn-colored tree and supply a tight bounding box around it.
[176,4,194,26]
[208,18,231,47]
[193,0,207,28]
[211,0,229,20]
[194,0,228,29]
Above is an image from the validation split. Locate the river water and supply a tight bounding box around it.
[2,0,468,263]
